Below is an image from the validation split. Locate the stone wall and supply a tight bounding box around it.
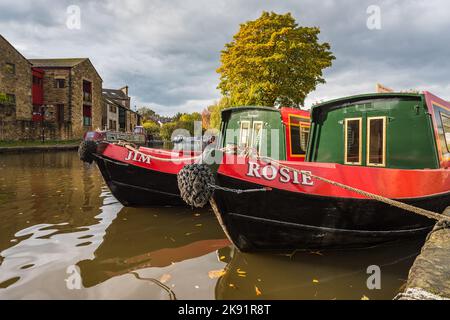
[0,36,33,140]
[71,60,103,138]
[0,36,32,121]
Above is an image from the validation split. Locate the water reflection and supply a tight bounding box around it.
[77,206,229,288]
[0,151,424,300]
[215,240,424,300]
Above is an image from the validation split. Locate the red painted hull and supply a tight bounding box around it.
[94,143,200,207]
[218,155,450,200]
[212,155,450,251]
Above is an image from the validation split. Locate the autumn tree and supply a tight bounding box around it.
[217,11,335,108]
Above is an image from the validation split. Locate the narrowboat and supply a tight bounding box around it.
[208,92,450,251]
[80,141,203,207]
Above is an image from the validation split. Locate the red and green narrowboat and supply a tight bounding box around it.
[210,92,450,251]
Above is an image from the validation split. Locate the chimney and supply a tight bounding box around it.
[120,86,129,96]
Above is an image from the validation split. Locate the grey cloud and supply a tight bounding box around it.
[0,0,449,114]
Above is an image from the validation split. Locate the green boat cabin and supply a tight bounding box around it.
[220,107,311,161]
[306,92,450,170]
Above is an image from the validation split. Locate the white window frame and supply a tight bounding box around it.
[239,120,251,148]
[366,116,387,167]
[344,118,362,165]
[440,112,450,153]
[251,121,264,153]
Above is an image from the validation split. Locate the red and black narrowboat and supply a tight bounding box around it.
[80,141,202,207]
[208,92,450,251]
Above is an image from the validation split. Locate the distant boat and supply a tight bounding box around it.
[210,93,450,251]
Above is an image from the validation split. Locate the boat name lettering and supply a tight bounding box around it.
[125,151,151,164]
[246,162,314,186]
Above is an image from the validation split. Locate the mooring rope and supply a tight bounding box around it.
[129,272,177,300]
[209,183,272,194]
[256,155,449,222]
[116,140,236,163]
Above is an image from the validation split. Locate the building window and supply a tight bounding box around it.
[439,112,450,153]
[344,118,362,165]
[56,104,64,123]
[367,117,386,167]
[5,63,15,75]
[55,79,65,89]
[6,94,16,105]
[83,80,92,102]
[239,121,251,148]
[109,104,117,113]
[83,105,92,126]
[289,115,310,156]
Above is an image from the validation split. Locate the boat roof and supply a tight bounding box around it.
[221,106,310,120]
[311,92,423,112]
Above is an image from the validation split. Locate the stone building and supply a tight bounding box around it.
[102,96,121,131]
[29,58,103,139]
[0,35,33,140]
[103,86,141,132]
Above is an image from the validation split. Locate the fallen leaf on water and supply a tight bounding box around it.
[255,286,262,296]
[208,269,226,279]
[229,284,237,289]
[219,256,226,261]
[185,233,192,236]
[195,224,203,227]
[238,274,247,278]
[237,268,247,275]
[361,295,370,300]
[159,274,171,283]
[313,279,319,284]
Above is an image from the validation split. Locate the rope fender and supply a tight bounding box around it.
[177,164,215,208]
[78,140,97,164]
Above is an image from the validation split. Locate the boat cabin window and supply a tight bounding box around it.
[239,121,251,148]
[251,121,263,153]
[439,112,450,153]
[289,115,310,156]
[367,117,386,167]
[344,118,362,165]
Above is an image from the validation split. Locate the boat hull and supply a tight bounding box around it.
[212,174,449,251]
[95,154,185,207]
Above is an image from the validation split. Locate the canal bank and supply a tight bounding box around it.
[396,207,450,300]
[0,143,79,154]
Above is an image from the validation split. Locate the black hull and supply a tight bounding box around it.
[95,155,186,207]
[213,174,449,251]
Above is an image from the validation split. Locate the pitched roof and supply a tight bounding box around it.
[102,95,124,109]
[0,34,32,65]
[28,58,88,68]
[102,88,129,100]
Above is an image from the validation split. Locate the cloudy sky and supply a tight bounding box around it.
[1,0,449,115]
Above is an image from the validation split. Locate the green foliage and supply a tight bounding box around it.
[217,11,335,108]
[160,122,178,141]
[207,97,232,129]
[160,112,203,141]
[0,92,9,105]
[142,121,160,137]
[137,107,157,122]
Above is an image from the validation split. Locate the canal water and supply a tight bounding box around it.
[0,151,425,300]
